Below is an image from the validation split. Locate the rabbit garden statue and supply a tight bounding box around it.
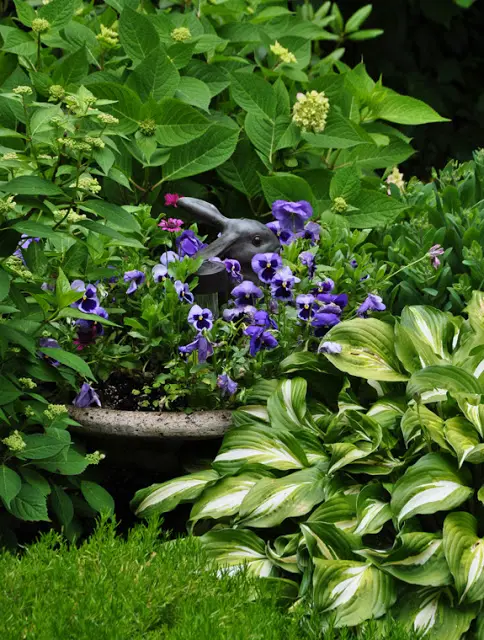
[177,197,280,283]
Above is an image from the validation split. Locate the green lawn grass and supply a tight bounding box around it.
[0,519,412,640]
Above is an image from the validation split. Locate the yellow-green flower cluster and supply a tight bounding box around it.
[12,86,33,96]
[60,138,92,153]
[96,24,119,48]
[49,84,65,102]
[19,377,37,390]
[77,176,102,193]
[44,404,68,420]
[332,197,348,213]
[98,113,119,125]
[292,90,330,133]
[2,430,26,452]
[86,450,106,465]
[53,208,86,224]
[85,136,105,149]
[0,196,16,213]
[270,41,297,64]
[32,18,50,33]
[2,152,18,161]
[171,27,191,42]
[386,166,405,192]
[4,256,33,280]
[64,93,96,116]
[139,118,156,136]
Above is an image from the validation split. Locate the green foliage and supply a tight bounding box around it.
[134,297,484,638]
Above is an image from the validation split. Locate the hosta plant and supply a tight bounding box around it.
[133,295,484,638]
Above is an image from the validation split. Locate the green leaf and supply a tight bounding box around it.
[50,484,74,527]
[39,347,95,380]
[0,465,21,507]
[303,111,373,149]
[38,0,75,29]
[80,200,141,233]
[0,325,36,355]
[154,99,209,147]
[201,529,275,577]
[12,221,64,241]
[354,483,391,536]
[344,189,406,228]
[119,7,159,63]
[345,4,372,32]
[347,29,384,41]
[329,165,361,202]
[237,467,325,528]
[337,140,415,171]
[20,468,51,496]
[312,559,396,627]
[162,123,238,182]
[443,512,484,603]
[175,76,211,112]
[14,0,36,26]
[359,532,452,586]
[245,112,292,163]
[128,46,179,102]
[58,308,119,328]
[464,290,484,333]
[52,46,88,87]
[300,522,359,561]
[407,365,482,402]
[230,70,276,119]
[444,417,484,466]
[80,481,114,516]
[19,434,68,460]
[79,221,144,248]
[324,318,408,381]
[371,88,449,125]
[8,483,50,522]
[4,176,63,196]
[131,470,219,517]
[216,138,264,197]
[88,83,142,135]
[267,378,309,432]
[213,424,309,474]
[260,173,314,208]
[0,268,10,302]
[391,453,473,525]
[37,448,88,476]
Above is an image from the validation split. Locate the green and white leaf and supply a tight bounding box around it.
[407,365,482,403]
[354,484,392,536]
[201,528,275,577]
[444,416,484,466]
[266,377,310,432]
[300,522,360,561]
[443,512,484,603]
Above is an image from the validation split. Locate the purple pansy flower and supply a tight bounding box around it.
[152,264,170,283]
[223,305,257,322]
[312,279,335,296]
[124,270,145,295]
[74,307,108,350]
[350,259,358,268]
[217,374,238,396]
[296,294,316,321]
[299,251,316,278]
[312,311,341,336]
[175,280,194,304]
[251,253,283,284]
[73,382,101,408]
[319,341,343,355]
[77,284,98,314]
[267,221,295,245]
[315,292,348,310]
[188,305,213,332]
[253,309,278,330]
[176,230,206,258]
[224,259,243,283]
[270,266,300,301]
[357,294,386,317]
[272,200,313,232]
[160,251,179,266]
[244,324,278,356]
[231,281,263,307]
[179,334,213,363]
[298,222,321,245]
[13,235,40,263]
[38,337,60,367]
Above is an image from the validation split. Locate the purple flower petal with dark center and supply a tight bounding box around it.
[223,305,257,322]
[314,292,348,310]
[176,230,206,257]
[231,281,263,307]
[224,259,243,283]
[319,341,343,355]
[78,283,99,314]
[124,270,145,295]
[175,280,194,304]
[244,325,279,356]
[267,221,296,246]
[298,222,321,245]
[312,279,335,296]
[251,253,282,284]
[357,294,386,317]
[350,259,358,268]
[296,294,316,321]
[73,383,101,408]
[188,304,213,331]
[270,266,300,301]
[299,251,316,278]
[217,374,238,396]
[153,264,170,284]
[312,311,341,337]
[272,200,313,232]
[253,309,278,330]
[179,334,213,363]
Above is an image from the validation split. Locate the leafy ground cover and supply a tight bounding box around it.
[0,517,413,640]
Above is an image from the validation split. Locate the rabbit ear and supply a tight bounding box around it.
[177,197,227,229]
[197,230,238,260]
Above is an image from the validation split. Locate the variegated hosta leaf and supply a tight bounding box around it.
[237,466,325,528]
[367,399,405,431]
[444,416,484,466]
[323,318,408,382]
[266,533,301,575]
[391,453,473,526]
[396,306,455,367]
[407,365,482,404]
[200,528,275,578]
[232,404,269,428]
[400,403,448,450]
[354,484,392,536]
[358,533,452,587]
[243,379,278,404]
[312,559,396,627]
[300,522,360,561]
[453,392,484,438]
[464,290,484,333]
[267,377,312,432]
[213,424,309,474]
[443,512,484,604]
[348,451,405,476]
[397,587,477,640]
[189,473,269,527]
[337,379,365,414]
[131,469,219,517]
[309,494,357,532]
[326,411,382,474]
